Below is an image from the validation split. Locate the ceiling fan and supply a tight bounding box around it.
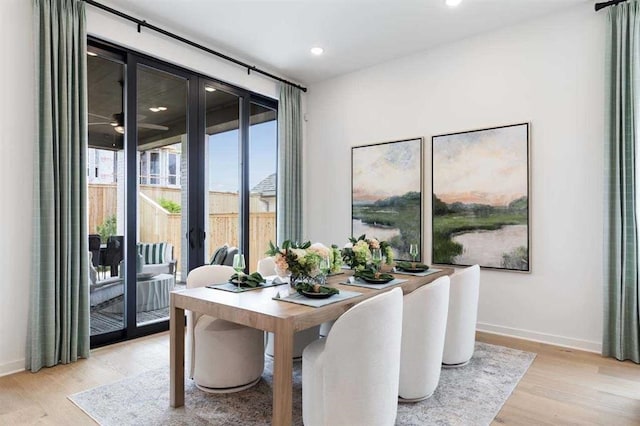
[89,112,169,134]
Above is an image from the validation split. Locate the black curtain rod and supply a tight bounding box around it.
[595,0,628,12]
[82,0,307,92]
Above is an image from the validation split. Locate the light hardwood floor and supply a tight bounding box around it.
[0,331,638,425]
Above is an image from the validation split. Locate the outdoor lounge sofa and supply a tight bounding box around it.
[137,242,177,277]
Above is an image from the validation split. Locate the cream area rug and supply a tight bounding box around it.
[69,342,535,425]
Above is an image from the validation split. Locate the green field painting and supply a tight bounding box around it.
[432,124,530,271]
[352,138,422,260]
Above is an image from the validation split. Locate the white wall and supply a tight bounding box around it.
[305,5,605,352]
[86,5,279,99]
[0,1,288,376]
[0,0,35,376]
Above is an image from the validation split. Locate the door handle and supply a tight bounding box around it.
[186,228,195,249]
[198,230,206,249]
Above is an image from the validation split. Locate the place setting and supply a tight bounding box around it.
[207,254,289,293]
[264,240,363,307]
[340,269,408,289]
[390,244,441,276]
[340,246,408,289]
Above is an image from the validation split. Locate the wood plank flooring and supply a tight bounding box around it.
[0,331,638,425]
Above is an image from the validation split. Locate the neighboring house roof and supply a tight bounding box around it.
[251,173,276,197]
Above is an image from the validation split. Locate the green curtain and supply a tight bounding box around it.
[604,0,640,364]
[276,84,303,243]
[27,0,89,372]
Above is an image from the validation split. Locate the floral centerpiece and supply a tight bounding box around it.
[329,244,343,273]
[267,240,335,287]
[341,234,394,271]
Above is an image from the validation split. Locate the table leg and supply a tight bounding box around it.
[170,302,185,408]
[272,320,294,425]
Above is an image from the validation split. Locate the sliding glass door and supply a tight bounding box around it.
[87,46,126,338]
[134,63,189,328]
[88,38,277,347]
[248,102,278,272]
[203,84,241,264]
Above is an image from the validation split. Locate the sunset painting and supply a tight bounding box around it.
[432,123,529,271]
[352,138,422,260]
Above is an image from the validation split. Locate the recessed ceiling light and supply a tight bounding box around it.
[87,51,98,57]
[149,107,160,112]
[157,106,167,111]
[205,86,216,92]
[446,0,462,7]
[310,47,324,56]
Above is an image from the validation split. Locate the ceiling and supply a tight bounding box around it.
[98,0,590,85]
[87,51,274,150]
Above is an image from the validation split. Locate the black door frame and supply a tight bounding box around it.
[89,37,278,348]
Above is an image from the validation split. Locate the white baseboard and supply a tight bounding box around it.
[477,322,602,354]
[0,359,25,377]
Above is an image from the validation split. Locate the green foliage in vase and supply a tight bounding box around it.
[341,234,394,270]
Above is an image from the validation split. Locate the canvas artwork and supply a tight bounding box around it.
[432,123,530,271]
[352,138,423,260]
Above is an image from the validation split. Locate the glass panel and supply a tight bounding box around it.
[168,153,177,185]
[249,103,277,272]
[204,86,241,265]
[87,52,126,336]
[136,64,187,327]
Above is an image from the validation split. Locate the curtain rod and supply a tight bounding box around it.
[82,0,307,92]
[595,0,628,12]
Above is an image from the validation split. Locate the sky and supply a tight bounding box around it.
[352,139,421,203]
[207,120,277,192]
[432,124,528,206]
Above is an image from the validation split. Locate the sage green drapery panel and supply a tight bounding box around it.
[604,0,640,364]
[28,0,89,372]
[277,84,303,243]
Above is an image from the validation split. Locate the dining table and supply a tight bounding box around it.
[169,266,454,425]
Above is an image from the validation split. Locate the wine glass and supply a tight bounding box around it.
[232,253,246,291]
[319,256,331,285]
[371,248,382,273]
[409,244,419,267]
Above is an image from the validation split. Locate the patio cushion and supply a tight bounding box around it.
[210,245,228,265]
[138,242,171,265]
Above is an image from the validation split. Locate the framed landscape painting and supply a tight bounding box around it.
[432,123,530,272]
[352,138,423,261]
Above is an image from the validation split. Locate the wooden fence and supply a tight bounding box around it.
[88,184,118,235]
[89,184,275,273]
[207,212,276,272]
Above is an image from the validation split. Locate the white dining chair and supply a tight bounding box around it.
[258,256,322,360]
[186,265,265,393]
[257,256,277,276]
[302,287,403,426]
[399,276,450,401]
[442,264,480,366]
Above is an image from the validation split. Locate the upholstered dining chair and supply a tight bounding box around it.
[257,256,276,276]
[186,265,265,393]
[258,256,321,360]
[399,275,450,401]
[442,264,480,367]
[302,287,403,426]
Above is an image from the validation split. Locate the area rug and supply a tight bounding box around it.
[69,342,535,425]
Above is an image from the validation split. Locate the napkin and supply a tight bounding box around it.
[271,276,287,285]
